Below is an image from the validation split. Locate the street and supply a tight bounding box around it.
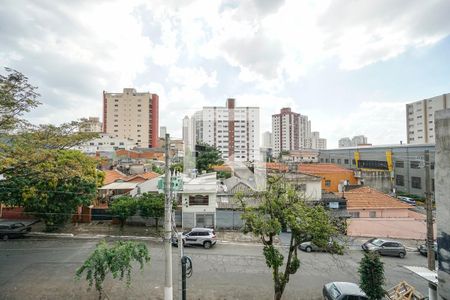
[0,237,429,300]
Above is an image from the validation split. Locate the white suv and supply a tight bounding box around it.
[172,228,217,249]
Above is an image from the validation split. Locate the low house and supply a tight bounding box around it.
[181,173,218,229]
[298,163,359,192]
[342,186,432,239]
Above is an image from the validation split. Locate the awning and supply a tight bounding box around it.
[403,266,438,285]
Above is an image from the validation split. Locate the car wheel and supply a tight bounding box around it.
[203,241,212,249]
[399,252,405,258]
[306,246,312,253]
[2,235,8,241]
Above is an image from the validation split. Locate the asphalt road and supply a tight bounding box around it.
[0,237,429,300]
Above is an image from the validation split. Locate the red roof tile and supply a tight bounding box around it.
[103,170,127,185]
[343,186,412,209]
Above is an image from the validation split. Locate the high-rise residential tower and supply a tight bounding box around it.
[272,107,311,156]
[406,93,449,144]
[103,88,159,148]
[261,131,273,149]
[191,98,260,162]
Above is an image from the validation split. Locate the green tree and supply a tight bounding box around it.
[109,196,138,228]
[196,143,223,173]
[0,150,101,231]
[151,164,164,175]
[358,252,385,300]
[169,162,183,173]
[76,240,150,300]
[237,177,343,300]
[0,67,41,131]
[138,193,165,228]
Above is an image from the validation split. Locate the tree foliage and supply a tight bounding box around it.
[358,252,385,300]
[196,143,223,173]
[76,240,151,300]
[138,193,165,228]
[237,177,343,300]
[0,67,41,131]
[109,196,138,228]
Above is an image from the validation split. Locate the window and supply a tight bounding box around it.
[395,161,404,168]
[295,184,306,192]
[411,176,421,189]
[352,159,356,165]
[326,159,329,163]
[189,195,209,206]
[344,159,349,164]
[325,180,331,187]
[395,175,404,186]
[369,211,376,218]
[431,162,434,170]
[349,212,360,218]
[410,161,420,169]
[320,158,324,162]
[331,158,335,163]
[337,159,341,164]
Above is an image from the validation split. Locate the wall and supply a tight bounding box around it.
[216,210,244,229]
[435,109,450,300]
[348,208,410,218]
[316,171,358,192]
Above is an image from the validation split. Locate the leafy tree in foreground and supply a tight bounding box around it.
[0,150,101,231]
[76,240,151,300]
[109,196,138,228]
[138,193,165,228]
[358,252,385,300]
[196,143,223,173]
[237,177,343,300]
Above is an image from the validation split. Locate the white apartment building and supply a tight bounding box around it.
[338,135,368,148]
[74,133,135,154]
[79,117,102,133]
[406,93,449,144]
[338,137,352,148]
[306,131,327,150]
[272,107,311,156]
[261,131,273,148]
[103,88,159,148]
[191,99,260,162]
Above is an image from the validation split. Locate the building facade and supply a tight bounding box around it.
[319,144,436,197]
[103,88,159,148]
[74,133,135,154]
[406,93,449,144]
[339,135,368,148]
[79,117,102,133]
[272,107,311,156]
[306,131,327,150]
[262,131,273,149]
[191,98,260,162]
[338,137,352,148]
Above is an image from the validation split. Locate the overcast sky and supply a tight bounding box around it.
[1,0,450,148]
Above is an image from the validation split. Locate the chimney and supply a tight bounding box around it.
[226,98,235,109]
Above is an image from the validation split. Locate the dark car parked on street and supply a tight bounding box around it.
[362,238,406,258]
[0,221,32,240]
[418,242,437,258]
[323,282,368,300]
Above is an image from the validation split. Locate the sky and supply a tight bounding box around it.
[1,0,450,148]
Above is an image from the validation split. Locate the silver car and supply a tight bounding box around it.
[362,238,406,258]
[172,228,217,249]
[323,282,368,300]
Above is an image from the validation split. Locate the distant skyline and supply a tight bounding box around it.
[1,0,450,148]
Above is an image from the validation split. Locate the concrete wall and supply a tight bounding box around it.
[435,109,450,300]
[348,208,410,218]
[216,210,244,229]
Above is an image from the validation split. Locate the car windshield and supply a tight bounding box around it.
[371,239,384,246]
[328,284,341,299]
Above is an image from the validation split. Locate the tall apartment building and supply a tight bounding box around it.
[261,131,273,148]
[406,93,449,144]
[272,107,311,156]
[160,126,167,138]
[307,131,327,150]
[103,88,159,148]
[191,98,260,161]
[79,117,102,133]
[339,135,369,148]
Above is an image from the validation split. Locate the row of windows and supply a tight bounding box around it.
[395,175,435,190]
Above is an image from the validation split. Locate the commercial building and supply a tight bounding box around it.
[272,107,311,156]
[103,88,159,148]
[190,98,260,162]
[406,93,449,144]
[319,144,435,197]
[79,117,102,133]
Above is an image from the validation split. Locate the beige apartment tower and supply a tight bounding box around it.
[406,93,449,144]
[103,88,159,148]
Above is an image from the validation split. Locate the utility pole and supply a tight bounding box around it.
[164,133,173,300]
[424,150,437,300]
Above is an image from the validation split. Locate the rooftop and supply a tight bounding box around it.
[342,186,412,210]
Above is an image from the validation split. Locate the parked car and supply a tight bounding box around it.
[172,228,217,249]
[418,242,437,258]
[397,196,416,206]
[323,282,368,300]
[361,238,406,258]
[0,221,32,240]
[299,238,344,253]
